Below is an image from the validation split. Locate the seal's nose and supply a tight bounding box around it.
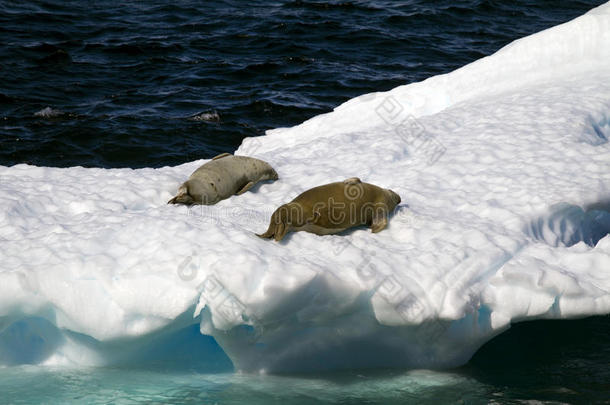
[390,190,401,205]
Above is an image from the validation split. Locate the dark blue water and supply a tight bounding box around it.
[0,0,603,168]
[1,0,609,403]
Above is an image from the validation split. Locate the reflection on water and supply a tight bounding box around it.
[1,316,609,404]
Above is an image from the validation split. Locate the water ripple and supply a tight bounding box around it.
[0,0,604,168]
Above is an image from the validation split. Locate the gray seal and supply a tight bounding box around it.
[168,153,278,205]
[257,177,401,241]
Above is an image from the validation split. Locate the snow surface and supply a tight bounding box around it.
[1,3,610,372]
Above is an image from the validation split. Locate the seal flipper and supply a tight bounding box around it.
[256,222,279,240]
[168,184,194,205]
[256,230,273,239]
[343,177,361,185]
[168,194,195,205]
[236,181,254,195]
[212,152,232,160]
[256,220,275,239]
[370,213,388,233]
[306,209,321,225]
[273,223,288,241]
[257,221,288,241]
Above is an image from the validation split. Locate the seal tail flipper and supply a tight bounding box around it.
[256,216,276,238]
[168,194,194,205]
[212,152,232,160]
[371,214,388,233]
[343,177,361,185]
[273,223,287,241]
[236,181,254,195]
[256,225,274,239]
[168,184,194,205]
[256,222,288,241]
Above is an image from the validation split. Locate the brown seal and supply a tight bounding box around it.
[168,153,278,205]
[257,177,401,241]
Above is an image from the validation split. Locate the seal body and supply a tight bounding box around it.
[168,153,278,205]
[257,178,401,241]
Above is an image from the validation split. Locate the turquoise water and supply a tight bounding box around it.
[0,367,490,404]
[2,317,609,404]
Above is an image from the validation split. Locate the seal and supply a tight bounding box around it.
[257,177,401,241]
[168,153,278,205]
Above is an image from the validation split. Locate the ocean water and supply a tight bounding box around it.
[2,0,609,404]
[0,0,604,168]
[1,317,608,404]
